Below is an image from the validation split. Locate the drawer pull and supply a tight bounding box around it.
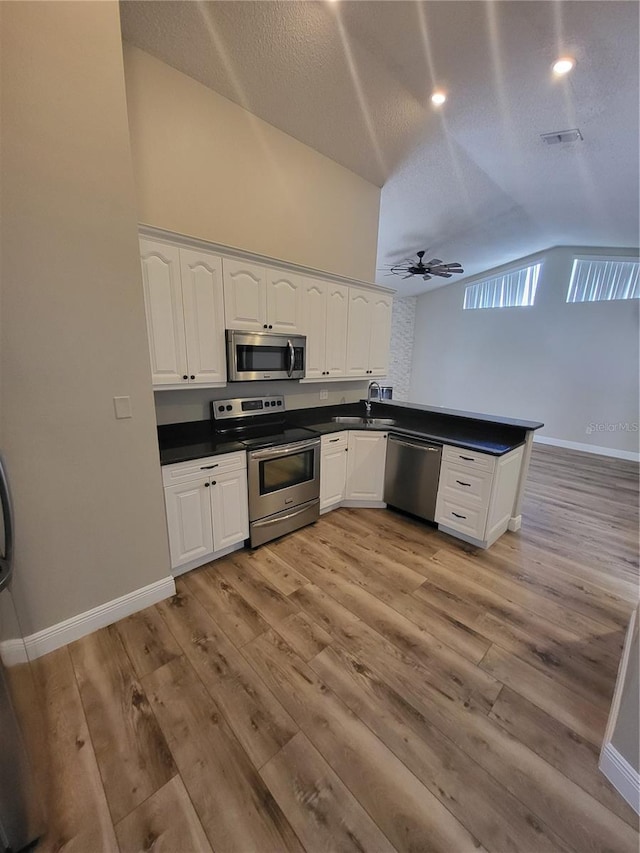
[456,480,472,487]
[451,511,467,519]
[459,455,474,461]
[200,464,219,470]
[329,438,340,443]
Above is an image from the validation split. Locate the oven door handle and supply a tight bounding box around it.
[287,339,295,377]
[252,504,315,528]
[250,439,320,460]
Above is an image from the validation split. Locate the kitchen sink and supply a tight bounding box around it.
[331,416,396,426]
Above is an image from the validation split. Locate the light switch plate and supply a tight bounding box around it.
[319,389,329,401]
[113,396,132,419]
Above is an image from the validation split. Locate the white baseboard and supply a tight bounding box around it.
[599,742,640,814]
[341,500,387,509]
[533,435,639,462]
[508,515,522,532]
[19,576,176,660]
[0,638,30,667]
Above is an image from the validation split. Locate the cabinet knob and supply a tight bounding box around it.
[263,324,268,329]
[268,325,273,329]
[204,482,210,487]
[190,375,195,380]
[183,375,188,380]
[211,481,216,486]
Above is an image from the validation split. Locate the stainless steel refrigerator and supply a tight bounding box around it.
[0,455,45,852]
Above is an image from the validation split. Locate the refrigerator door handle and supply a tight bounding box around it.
[0,455,14,592]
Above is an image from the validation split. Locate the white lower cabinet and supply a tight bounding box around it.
[345,431,388,502]
[435,444,524,548]
[162,452,248,572]
[320,432,349,511]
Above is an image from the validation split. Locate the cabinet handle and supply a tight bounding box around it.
[345,448,348,452]
[329,438,340,443]
[456,480,471,487]
[183,375,188,380]
[200,464,218,470]
[459,455,474,461]
[204,482,210,488]
[211,481,217,485]
[451,511,467,519]
[268,324,273,329]
[190,375,195,380]
[263,324,268,329]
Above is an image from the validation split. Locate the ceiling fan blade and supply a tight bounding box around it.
[402,274,414,280]
[432,270,453,277]
[445,263,463,269]
[425,259,442,266]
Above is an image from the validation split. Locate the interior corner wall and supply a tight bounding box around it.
[122,44,381,282]
[0,1,171,634]
[610,607,640,774]
[409,247,640,455]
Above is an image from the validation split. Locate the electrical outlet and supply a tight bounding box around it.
[113,396,132,419]
[319,389,329,401]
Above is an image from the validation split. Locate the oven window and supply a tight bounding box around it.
[237,345,288,372]
[260,449,314,494]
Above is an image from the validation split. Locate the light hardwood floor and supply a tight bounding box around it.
[31,445,639,852]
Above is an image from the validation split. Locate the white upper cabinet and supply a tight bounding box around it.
[302,279,349,379]
[368,293,393,376]
[180,249,226,385]
[140,239,226,388]
[223,260,303,333]
[222,259,267,331]
[345,288,392,378]
[140,240,188,385]
[267,270,303,334]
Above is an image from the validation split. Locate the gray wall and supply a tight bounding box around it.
[409,247,639,455]
[0,1,171,634]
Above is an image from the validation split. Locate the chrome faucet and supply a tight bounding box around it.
[365,382,381,418]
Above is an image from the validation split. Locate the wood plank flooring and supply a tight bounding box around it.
[32,445,639,852]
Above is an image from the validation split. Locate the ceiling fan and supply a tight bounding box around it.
[381,250,464,282]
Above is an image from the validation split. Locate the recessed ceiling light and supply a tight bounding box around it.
[552,57,575,76]
[431,91,446,106]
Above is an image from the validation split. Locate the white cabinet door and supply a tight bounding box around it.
[320,439,348,510]
[267,270,303,333]
[325,283,349,377]
[368,294,393,376]
[211,468,249,551]
[345,289,371,377]
[164,480,214,568]
[302,279,327,379]
[223,259,266,331]
[345,431,388,501]
[180,249,226,385]
[140,239,188,385]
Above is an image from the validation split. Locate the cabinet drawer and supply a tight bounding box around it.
[436,496,487,539]
[439,463,493,507]
[321,432,348,450]
[442,445,495,473]
[162,451,247,486]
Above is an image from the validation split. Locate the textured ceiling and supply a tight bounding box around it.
[120,1,639,295]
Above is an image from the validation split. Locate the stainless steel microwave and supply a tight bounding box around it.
[226,330,306,381]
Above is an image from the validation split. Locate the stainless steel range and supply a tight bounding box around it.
[212,395,320,547]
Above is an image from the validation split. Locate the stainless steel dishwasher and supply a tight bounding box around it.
[384,434,442,522]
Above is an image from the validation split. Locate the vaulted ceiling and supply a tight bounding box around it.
[120,1,639,295]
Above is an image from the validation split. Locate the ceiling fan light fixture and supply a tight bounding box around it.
[431,90,447,106]
[552,57,575,76]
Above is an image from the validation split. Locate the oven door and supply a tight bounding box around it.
[227,330,305,381]
[248,438,320,521]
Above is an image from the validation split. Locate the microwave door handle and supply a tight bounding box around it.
[287,339,294,377]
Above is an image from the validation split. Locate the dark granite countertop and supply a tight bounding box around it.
[157,400,543,464]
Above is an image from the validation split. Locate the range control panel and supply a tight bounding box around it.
[211,395,285,420]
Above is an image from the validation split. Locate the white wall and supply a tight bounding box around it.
[0,2,171,634]
[409,247,639,456]
[123,45,381,282]
[611,608,639,774]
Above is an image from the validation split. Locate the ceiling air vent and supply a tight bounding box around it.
[540,128,583,145]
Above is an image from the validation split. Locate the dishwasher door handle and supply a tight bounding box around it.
[388,437,440,452]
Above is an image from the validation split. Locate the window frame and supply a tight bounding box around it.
[565,255,639,304]
[462,261,542,311]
